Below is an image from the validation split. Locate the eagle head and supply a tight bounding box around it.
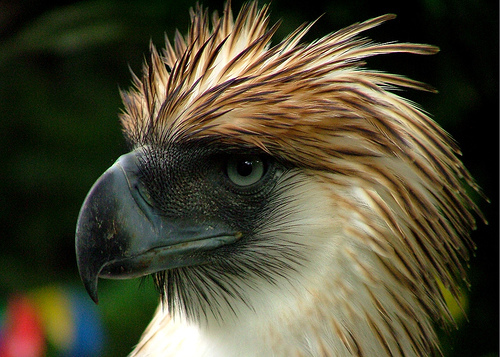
[75,2,484,356]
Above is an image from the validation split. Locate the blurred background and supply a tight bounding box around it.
[0,0,497,356]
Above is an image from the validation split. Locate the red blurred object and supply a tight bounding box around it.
[0,295,45,357]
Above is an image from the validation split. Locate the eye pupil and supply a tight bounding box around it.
[237,160,254,177]
[226,155,266,187]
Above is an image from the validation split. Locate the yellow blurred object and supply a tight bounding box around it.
[30,286,75,351]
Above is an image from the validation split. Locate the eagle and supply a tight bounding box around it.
[75,2,484,356]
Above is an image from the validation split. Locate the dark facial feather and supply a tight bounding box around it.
[151,167,309,323]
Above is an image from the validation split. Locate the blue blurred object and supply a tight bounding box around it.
[66,289,105,356]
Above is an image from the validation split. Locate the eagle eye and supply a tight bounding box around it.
[226,155,265,187]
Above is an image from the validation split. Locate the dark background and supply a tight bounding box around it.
[0,0,497,356]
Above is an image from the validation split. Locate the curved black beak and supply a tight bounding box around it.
[75,149,241,303]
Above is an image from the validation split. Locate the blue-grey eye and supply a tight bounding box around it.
[227,156,265,187]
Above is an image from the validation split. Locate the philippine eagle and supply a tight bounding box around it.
[75,2,484,356]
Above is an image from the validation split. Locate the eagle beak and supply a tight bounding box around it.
[75,150,241,303]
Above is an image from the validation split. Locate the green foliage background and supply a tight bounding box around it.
[0,0,497,356]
